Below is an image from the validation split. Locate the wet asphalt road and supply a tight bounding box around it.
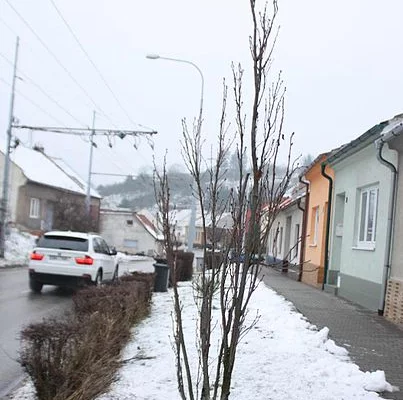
[0,266,73,398]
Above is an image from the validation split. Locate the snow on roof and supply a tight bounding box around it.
[7,145,101,198]
[135,213,164,241]
[50,156,101,198]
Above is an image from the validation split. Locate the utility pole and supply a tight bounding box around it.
[0,37,19,258]
[86,111,96,215]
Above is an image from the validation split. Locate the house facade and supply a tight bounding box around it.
[375,119,403,324]
[0,145,101,233]
[327,119,398,311]
[300,154,334,288]
[266,187,305,276]
[99,208,163,256]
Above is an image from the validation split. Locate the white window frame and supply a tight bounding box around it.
[29,198,40,219]
[357,186,378,249]
[310,206,319,245]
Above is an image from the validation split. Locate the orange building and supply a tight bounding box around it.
[301,154,334,288]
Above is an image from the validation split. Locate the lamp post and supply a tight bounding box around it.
[146,54,204,252]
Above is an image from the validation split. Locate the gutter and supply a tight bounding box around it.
[298,176,310,282]
[374,137,399,315]
[320,163,333,290]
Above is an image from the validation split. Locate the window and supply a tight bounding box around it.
[123,239,138,249]
[37,236,88,251]
[294,224,300,258]
[29,198,40,218]
[93,238,102,253]
[126,220,133,226]
[358,186,378,247]
[311,206,319,245]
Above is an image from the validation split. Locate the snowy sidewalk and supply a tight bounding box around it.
[93,280,395,400]
[260,266,403,400]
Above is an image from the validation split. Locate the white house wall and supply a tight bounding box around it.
[328,144,397,310]
[100,212,158,256]
[267,204,304,266]
[0,153,27,223]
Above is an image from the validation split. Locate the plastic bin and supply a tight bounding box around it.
[153,262,170,292]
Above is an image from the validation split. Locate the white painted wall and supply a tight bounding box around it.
[100,211,159,256]
[329,144,397,284]
[267,202,304,264]
[0,152,28,223]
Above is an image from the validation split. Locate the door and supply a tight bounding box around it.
[329,193,345,285]
[44,202,54,231]
[284,216,292,261]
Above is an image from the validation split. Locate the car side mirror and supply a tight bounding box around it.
[110,247,117,256]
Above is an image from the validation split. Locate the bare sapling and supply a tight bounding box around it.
[153,1,299,399]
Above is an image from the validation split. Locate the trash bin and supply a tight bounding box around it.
[153,262,170,292]
[196,256,204,272]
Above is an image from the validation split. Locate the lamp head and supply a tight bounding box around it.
[146,54,160,60]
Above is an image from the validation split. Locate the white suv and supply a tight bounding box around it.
[28,231,119,293]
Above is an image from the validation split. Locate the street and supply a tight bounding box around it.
[0,259,154,398]
[0,266,72,398]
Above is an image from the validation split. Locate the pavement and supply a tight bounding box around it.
[260,266,403,400]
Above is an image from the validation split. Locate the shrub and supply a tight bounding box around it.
[20,273,154,400]
[172,251,194,282]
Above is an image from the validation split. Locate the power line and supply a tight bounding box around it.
[4,0,117,127]
[0,52,87,127]
[0,77,66,126]
[49,0,140,129]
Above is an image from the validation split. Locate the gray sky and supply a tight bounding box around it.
[1,0,403,186]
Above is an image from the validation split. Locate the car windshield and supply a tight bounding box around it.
[37,235,89,251]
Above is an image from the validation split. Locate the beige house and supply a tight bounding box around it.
[99,208,163,256]
[0,145,101,233]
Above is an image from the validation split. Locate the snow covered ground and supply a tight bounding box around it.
[0,228,37,267]
[10,274,397,399]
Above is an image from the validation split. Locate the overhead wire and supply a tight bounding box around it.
[3,0,118,128]
[0,52,88,127]
[49,0,141,130]
[0,77,66,126]
[2,2,155,183]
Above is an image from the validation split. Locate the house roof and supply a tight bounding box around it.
[135,213,164,241]
[6,145,101,198]
[326,118,394,165]
[299,153,329,178]
[278,184,306,211]
[377,114,403,144]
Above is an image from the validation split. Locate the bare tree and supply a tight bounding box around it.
[53,196,98,232]
[153,1,298,399]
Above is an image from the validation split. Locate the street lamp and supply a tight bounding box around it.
[146,53,204,252]
[146,54,204,122]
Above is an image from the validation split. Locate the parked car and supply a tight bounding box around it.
[28,231,118,293]
[228,249,265,264]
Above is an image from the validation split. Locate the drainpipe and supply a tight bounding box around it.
[298,176,310,282]
[320,163,333,290]
[374,139,397,315]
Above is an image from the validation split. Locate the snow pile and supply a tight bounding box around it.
[0,228,37,267]
[116,252,149,263]
[94,282,395,400]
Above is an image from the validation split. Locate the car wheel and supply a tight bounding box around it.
[29,278,43,293]
[94,270,102,287]
[112,265,119,282]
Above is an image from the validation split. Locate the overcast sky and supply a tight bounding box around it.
[1,0,403,186]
